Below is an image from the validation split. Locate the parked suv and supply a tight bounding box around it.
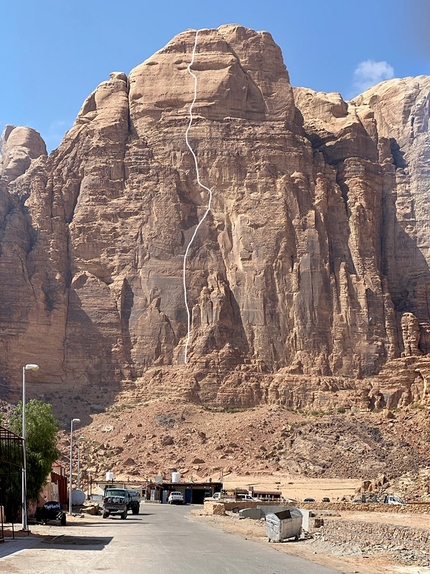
[103,488,140,519]
[168,491,184,505]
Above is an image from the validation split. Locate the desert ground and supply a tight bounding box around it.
[193,503,430,574]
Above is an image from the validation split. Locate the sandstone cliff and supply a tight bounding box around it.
[0,25,429,411]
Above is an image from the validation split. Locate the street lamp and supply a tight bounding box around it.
[69,418,81,515]
[22,363,39,532]
[77,435,84,490]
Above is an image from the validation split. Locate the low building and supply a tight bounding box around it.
[161,481,222,504]
[90,478,222,504]
[38,462,68,509]
[249,488,283,501]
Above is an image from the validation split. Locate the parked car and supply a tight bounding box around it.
[207,491,230,500]
[384,494,405,505]
[103,488,140,519]
[168,491,184,505]
[303,497,316,503]
[321,497,331,503]
[236,494,258,501]
[35,501,66,525]
[206,492,223,500]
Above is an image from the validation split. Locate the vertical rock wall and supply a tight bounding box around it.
[0,26,429,402]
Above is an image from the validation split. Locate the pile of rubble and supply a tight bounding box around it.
[310,517,430,567]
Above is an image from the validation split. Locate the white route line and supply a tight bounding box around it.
[183,29,213,364]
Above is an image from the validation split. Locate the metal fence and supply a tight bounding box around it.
[0,426,24,540]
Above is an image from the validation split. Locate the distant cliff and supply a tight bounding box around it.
[1,25,429,409]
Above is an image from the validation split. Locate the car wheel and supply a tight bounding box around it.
[121,510,127,520]
[103,511,109,519]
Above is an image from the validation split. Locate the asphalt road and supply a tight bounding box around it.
[0,504,341,573]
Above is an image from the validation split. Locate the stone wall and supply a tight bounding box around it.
[301,502,430,514]
[204,500,430,516]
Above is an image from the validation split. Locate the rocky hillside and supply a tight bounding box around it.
[51,393,429,501]
[0,25,429,415]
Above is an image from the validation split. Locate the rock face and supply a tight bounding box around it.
[0,25,429,409]
[0,125,46,182]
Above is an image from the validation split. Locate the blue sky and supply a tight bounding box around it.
[1,0,428,151]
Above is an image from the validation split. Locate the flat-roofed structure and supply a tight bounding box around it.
[250,488,283,501]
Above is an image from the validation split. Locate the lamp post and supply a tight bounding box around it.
[77,435,84,490]
[69,418,81,515]
[22,363,39,532]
